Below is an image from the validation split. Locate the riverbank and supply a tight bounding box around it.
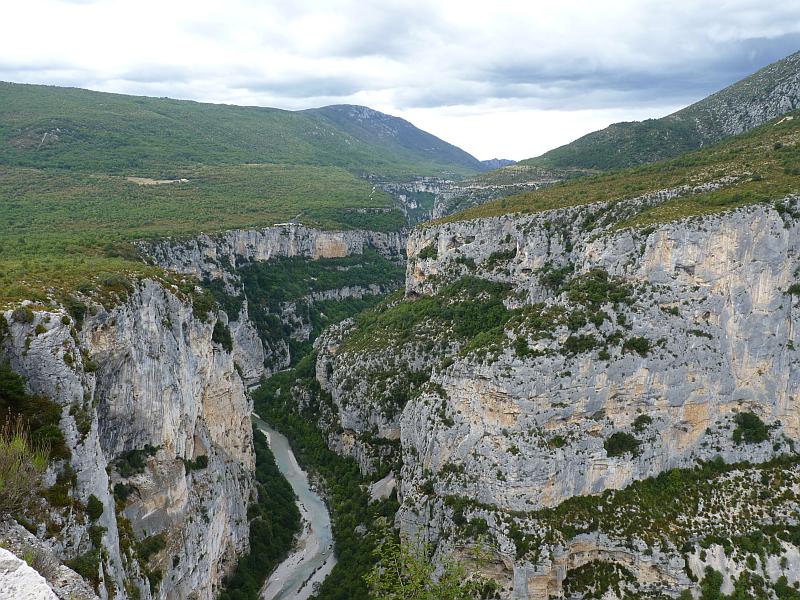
[254,417,336,600]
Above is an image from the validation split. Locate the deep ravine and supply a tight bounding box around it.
[252,415,335,600]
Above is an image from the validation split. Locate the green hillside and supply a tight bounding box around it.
[521,51,800,171]
[0,82,490,305]
[0,163,403,305]
[305,105,482,172]
[442,108,800,225]
[0,82,479,177]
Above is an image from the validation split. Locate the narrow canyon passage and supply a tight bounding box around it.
[253,415,336,600]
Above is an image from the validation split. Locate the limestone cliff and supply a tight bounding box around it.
[1,280,253,600]
[143,223,406,378]
[310,192,800,598]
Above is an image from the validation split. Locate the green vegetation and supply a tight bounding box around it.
[364,518,498,599]
[441,108,800,228]
[86,494,103,521]
[604,432,641,457]
[212,321,234,353]
[253,358,400,600]
[343,277,512,353]
[219,426,301,600]
[0,163,403,305]
[0,82,478,177]
[0,418,50,516]
[521,52,799,171]
[632,415,653,432]
[732,412,769,444]
[561,560,634,599]
[113,445,159,478]
[181,455,209,472]
[417,244,438,260]
[622,336,651,357]
[237,249,404,364]
[0,361,68,459]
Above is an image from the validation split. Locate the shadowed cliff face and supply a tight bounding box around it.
[2,280,254,600]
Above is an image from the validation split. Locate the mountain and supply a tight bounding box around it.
[280,106,800,599]
[479,158,516,169]
[521,50,800,170]
[304,104,484,173]
[0,83,480,177]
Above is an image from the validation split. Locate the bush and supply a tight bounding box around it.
[115,445,159,478]
[212,320,233,353]
[86,494,104,521]
[623,336,651,357]
[604,432,641,457]
[0,418,49,515]
[11,306,34,324]
[0,362,68,459]
[417,244,438,260]
[183,455,209,472]
[137,533,167,563]
[732,412,769,444]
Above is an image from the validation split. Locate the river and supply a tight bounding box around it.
[252,415,336,600]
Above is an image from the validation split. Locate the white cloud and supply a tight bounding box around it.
[1,0,798,159]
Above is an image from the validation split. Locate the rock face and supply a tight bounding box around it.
[143,223,407,378]
[311,192,800,598]
[0,547,59,600]
[144,223,405,281]
[1,280,254,600]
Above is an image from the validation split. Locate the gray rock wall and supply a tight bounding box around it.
[2,280,254,600]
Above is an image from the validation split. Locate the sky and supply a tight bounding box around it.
[2,0,799,160]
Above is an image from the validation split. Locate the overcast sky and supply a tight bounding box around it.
[2,1,800,160]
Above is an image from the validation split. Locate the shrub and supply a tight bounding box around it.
[86,494,104,521]
[417,244,438,260]
[0,362,68,459]
[0,418,49,515]
[786,283,800,296]
[623,336,650,356]
[604,432,641,457]
[632,415,653,432]
[183,455,209,472]
[115,445,159,478]
[65,550,101,588]
[212,320,233,353]
[562,334,599,355]
[732,412,769,444]
[11,306,34,324]
[137,533,167,563]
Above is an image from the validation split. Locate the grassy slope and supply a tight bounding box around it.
[440,109,800,225]
[521,51,800,171]
[0,82,478,177]
[0,82,483,305]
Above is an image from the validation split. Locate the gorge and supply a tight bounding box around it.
[2,49,800,600]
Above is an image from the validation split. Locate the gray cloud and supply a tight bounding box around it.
[1,0,799,158]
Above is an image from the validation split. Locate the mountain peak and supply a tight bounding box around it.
[522,49,800,170]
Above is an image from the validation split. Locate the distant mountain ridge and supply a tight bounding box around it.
[479,158,516,169]
[522,50,800,170]
[0,83,481,177]
[304,104,484,172]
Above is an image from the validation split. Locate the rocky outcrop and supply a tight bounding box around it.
[143,223,405,281]
[311,190,800,598]
[141,223,407,380]
[0,547,59,600]
[1,279,254,600]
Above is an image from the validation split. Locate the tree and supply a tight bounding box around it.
[365,519,498,600]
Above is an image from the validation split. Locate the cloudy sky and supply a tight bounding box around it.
[2,1,799,160]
